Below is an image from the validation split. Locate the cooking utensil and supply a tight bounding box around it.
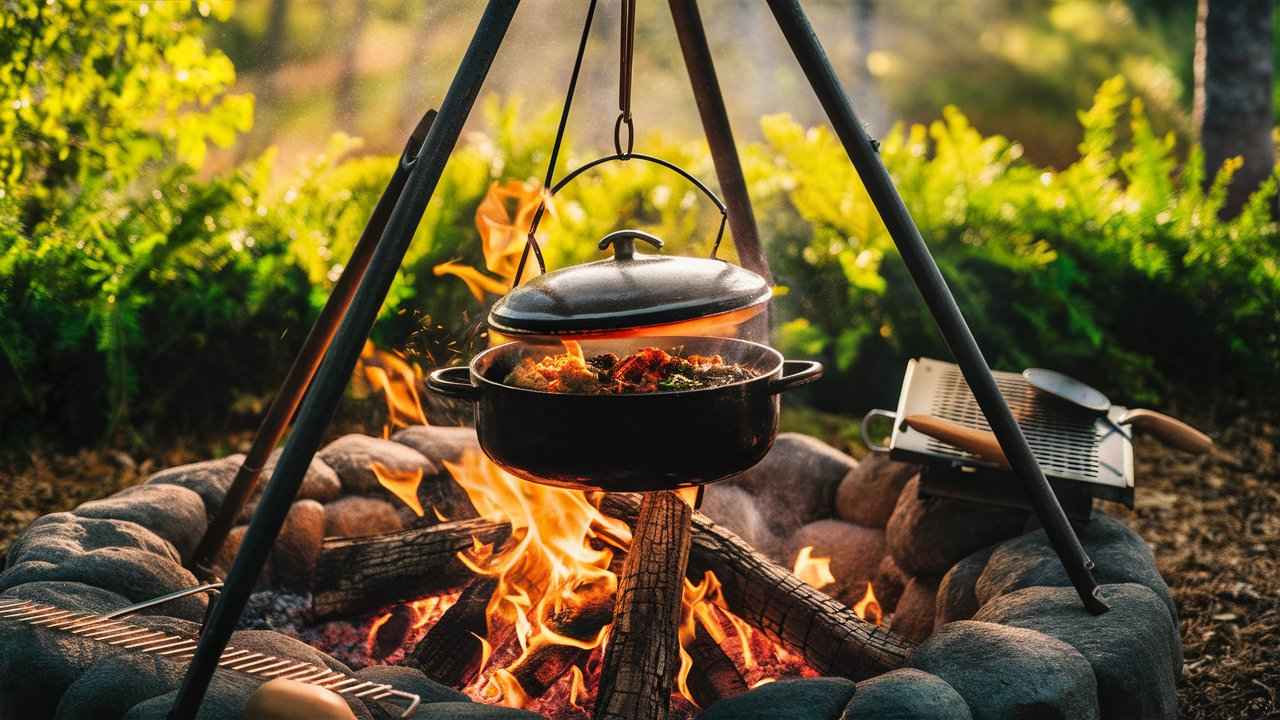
[427,335,821,492]
[903,414,1009,467]
[1023,368,1212,454]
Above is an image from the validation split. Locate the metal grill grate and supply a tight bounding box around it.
[928,365,1102,479]
[0,598,421,717]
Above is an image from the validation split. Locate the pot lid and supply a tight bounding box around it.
[488,229,772,337]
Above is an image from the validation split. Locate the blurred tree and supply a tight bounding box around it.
[1193,0,1275,217]
[261,0,290,70]
[849,0,887,133]
[333,0,369,128]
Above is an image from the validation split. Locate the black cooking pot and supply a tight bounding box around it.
[426,336,822,492]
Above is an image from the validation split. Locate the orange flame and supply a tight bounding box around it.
[365,611,393,656]
[562,339,584,362]
[372,462,425,517]
[358,340,428,436]
[436,180,553,300]
[852,582,883,626]
[791,546,836,590]
[567,665,588,711]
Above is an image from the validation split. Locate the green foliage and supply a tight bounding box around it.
[760,76,1280,409]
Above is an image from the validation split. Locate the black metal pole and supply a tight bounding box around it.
[669,0,771,343]
[766,0,1107,614]
[189,109,436,578]
[166,3,520,716]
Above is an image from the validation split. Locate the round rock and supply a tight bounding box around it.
[145,455,245,520]
[403,702,544,719]
[847,668,972,719]
[700,484,782,562]
[907,620,1099,720]
[726,433,855,539]
[935,546,995,627]
[261,448,343,504]
[875,554,908,613]
[0,579,131,615]
[391,425,479,465]
[973,583,1181,719]
[352,665,469,705]
[890,575,939,644]
[318,434,436,495]
[698,677,857,720]
[324,496,404,538]
[835,454,919,529]
[786,519,885,607]
[5,512,180,568]
[74,483,208,563]
[271,500,325,590]
[974,514,1176,622]
[54,651,186,720]
[0,612,116,718]
[886,477,1027,578]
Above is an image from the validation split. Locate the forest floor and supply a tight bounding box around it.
[0,407,1276,719]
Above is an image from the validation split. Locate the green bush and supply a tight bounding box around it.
[758,77,1280,410]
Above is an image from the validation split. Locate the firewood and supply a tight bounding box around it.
[685,622,747,708]
[311,517,509,619]
[597,492,913,680]
[508,590,615,698]
[594,491,694,720]
[404,577,498,687]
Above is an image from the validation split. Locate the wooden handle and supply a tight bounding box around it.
[244,679,357,720]
[1118,408,1214,454]
[903,414,1009,468]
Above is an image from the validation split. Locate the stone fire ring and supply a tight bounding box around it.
[0,427,1182,719]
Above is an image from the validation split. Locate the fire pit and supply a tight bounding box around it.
[0,425,1182,719]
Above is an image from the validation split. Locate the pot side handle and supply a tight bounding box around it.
[768,360,824,394]
[426,366,480,401]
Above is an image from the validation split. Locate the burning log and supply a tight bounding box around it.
[685,621,748,708]
[405,577,499,688]
[594,491,694,720]
[508,590,615,699]
[312,517,510,619]
[597,492,913,680]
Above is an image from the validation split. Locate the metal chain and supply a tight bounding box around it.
[614,0,636,157]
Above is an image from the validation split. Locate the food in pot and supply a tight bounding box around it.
[503,345,756,394]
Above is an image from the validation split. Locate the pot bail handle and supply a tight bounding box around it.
[767,360,824,394]
[599,229,663,260]
[427,366,480,401]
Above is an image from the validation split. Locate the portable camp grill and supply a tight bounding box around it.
[865,358,1135,518]
[0,595,421,718]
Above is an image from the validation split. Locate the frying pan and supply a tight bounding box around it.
[1023,368,1212,454]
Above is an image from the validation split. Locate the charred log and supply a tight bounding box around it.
[594,491,694,720]
[598,493,913,680]
[685,622,748,708]
[404,577,498,688]
[509,591,615,699]
[312,517,509,619]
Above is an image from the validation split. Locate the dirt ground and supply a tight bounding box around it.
[0,411,1276,719]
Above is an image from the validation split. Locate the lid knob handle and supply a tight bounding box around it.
[599,229,663,260]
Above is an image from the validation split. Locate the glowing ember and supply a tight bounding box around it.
[791,546,836,590]
[852,582,883,626]
[371,462,425,518]
[357,341,428,436]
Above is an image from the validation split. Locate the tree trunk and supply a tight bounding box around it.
[593,492,693,720]
[1194,0,1275,216]
[260,0,290,71]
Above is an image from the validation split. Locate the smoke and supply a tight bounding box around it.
[698,484,783,563]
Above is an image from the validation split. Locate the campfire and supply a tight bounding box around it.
[302,362,885,718]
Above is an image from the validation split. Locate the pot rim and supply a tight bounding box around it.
[467,335,786,398]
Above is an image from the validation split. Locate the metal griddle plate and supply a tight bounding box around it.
[889,358,1134,506]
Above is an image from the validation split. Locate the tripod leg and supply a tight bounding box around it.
[765,0,1107,614]
[670,0,771,341]
[166,3,521,717]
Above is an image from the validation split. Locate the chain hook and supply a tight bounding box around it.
[615,0,636,159]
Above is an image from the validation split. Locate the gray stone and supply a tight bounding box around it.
[271,500,325,590]
[835,454,919,529]
[74,483,207,563]
[700,484,782,561]
[261,448,343,504]
[0,612,118,719]
[891,575,939,644]
[318,434,436,495]
[698,677,857,720]
[973,583,1181,719]
[875,554,908,613]
[847,668,972,719]
[5,512,180,568]
[886,477,1027,578]
[324,496,404,538]
[908,620,1099,720]
[122,673,268,720]
[353,665,469,705]
[0,580,131,615]
[54,651,185,720]
[936,546,995,627]
[391,425,479,465]
[146,455,245,519]
[786,519,885,607]
[210,525,268,586]
[406,702,544,719]
[727,433,855,538]
[229,629,352,673]
[0,546,207,621]
[974,514,1176,623]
